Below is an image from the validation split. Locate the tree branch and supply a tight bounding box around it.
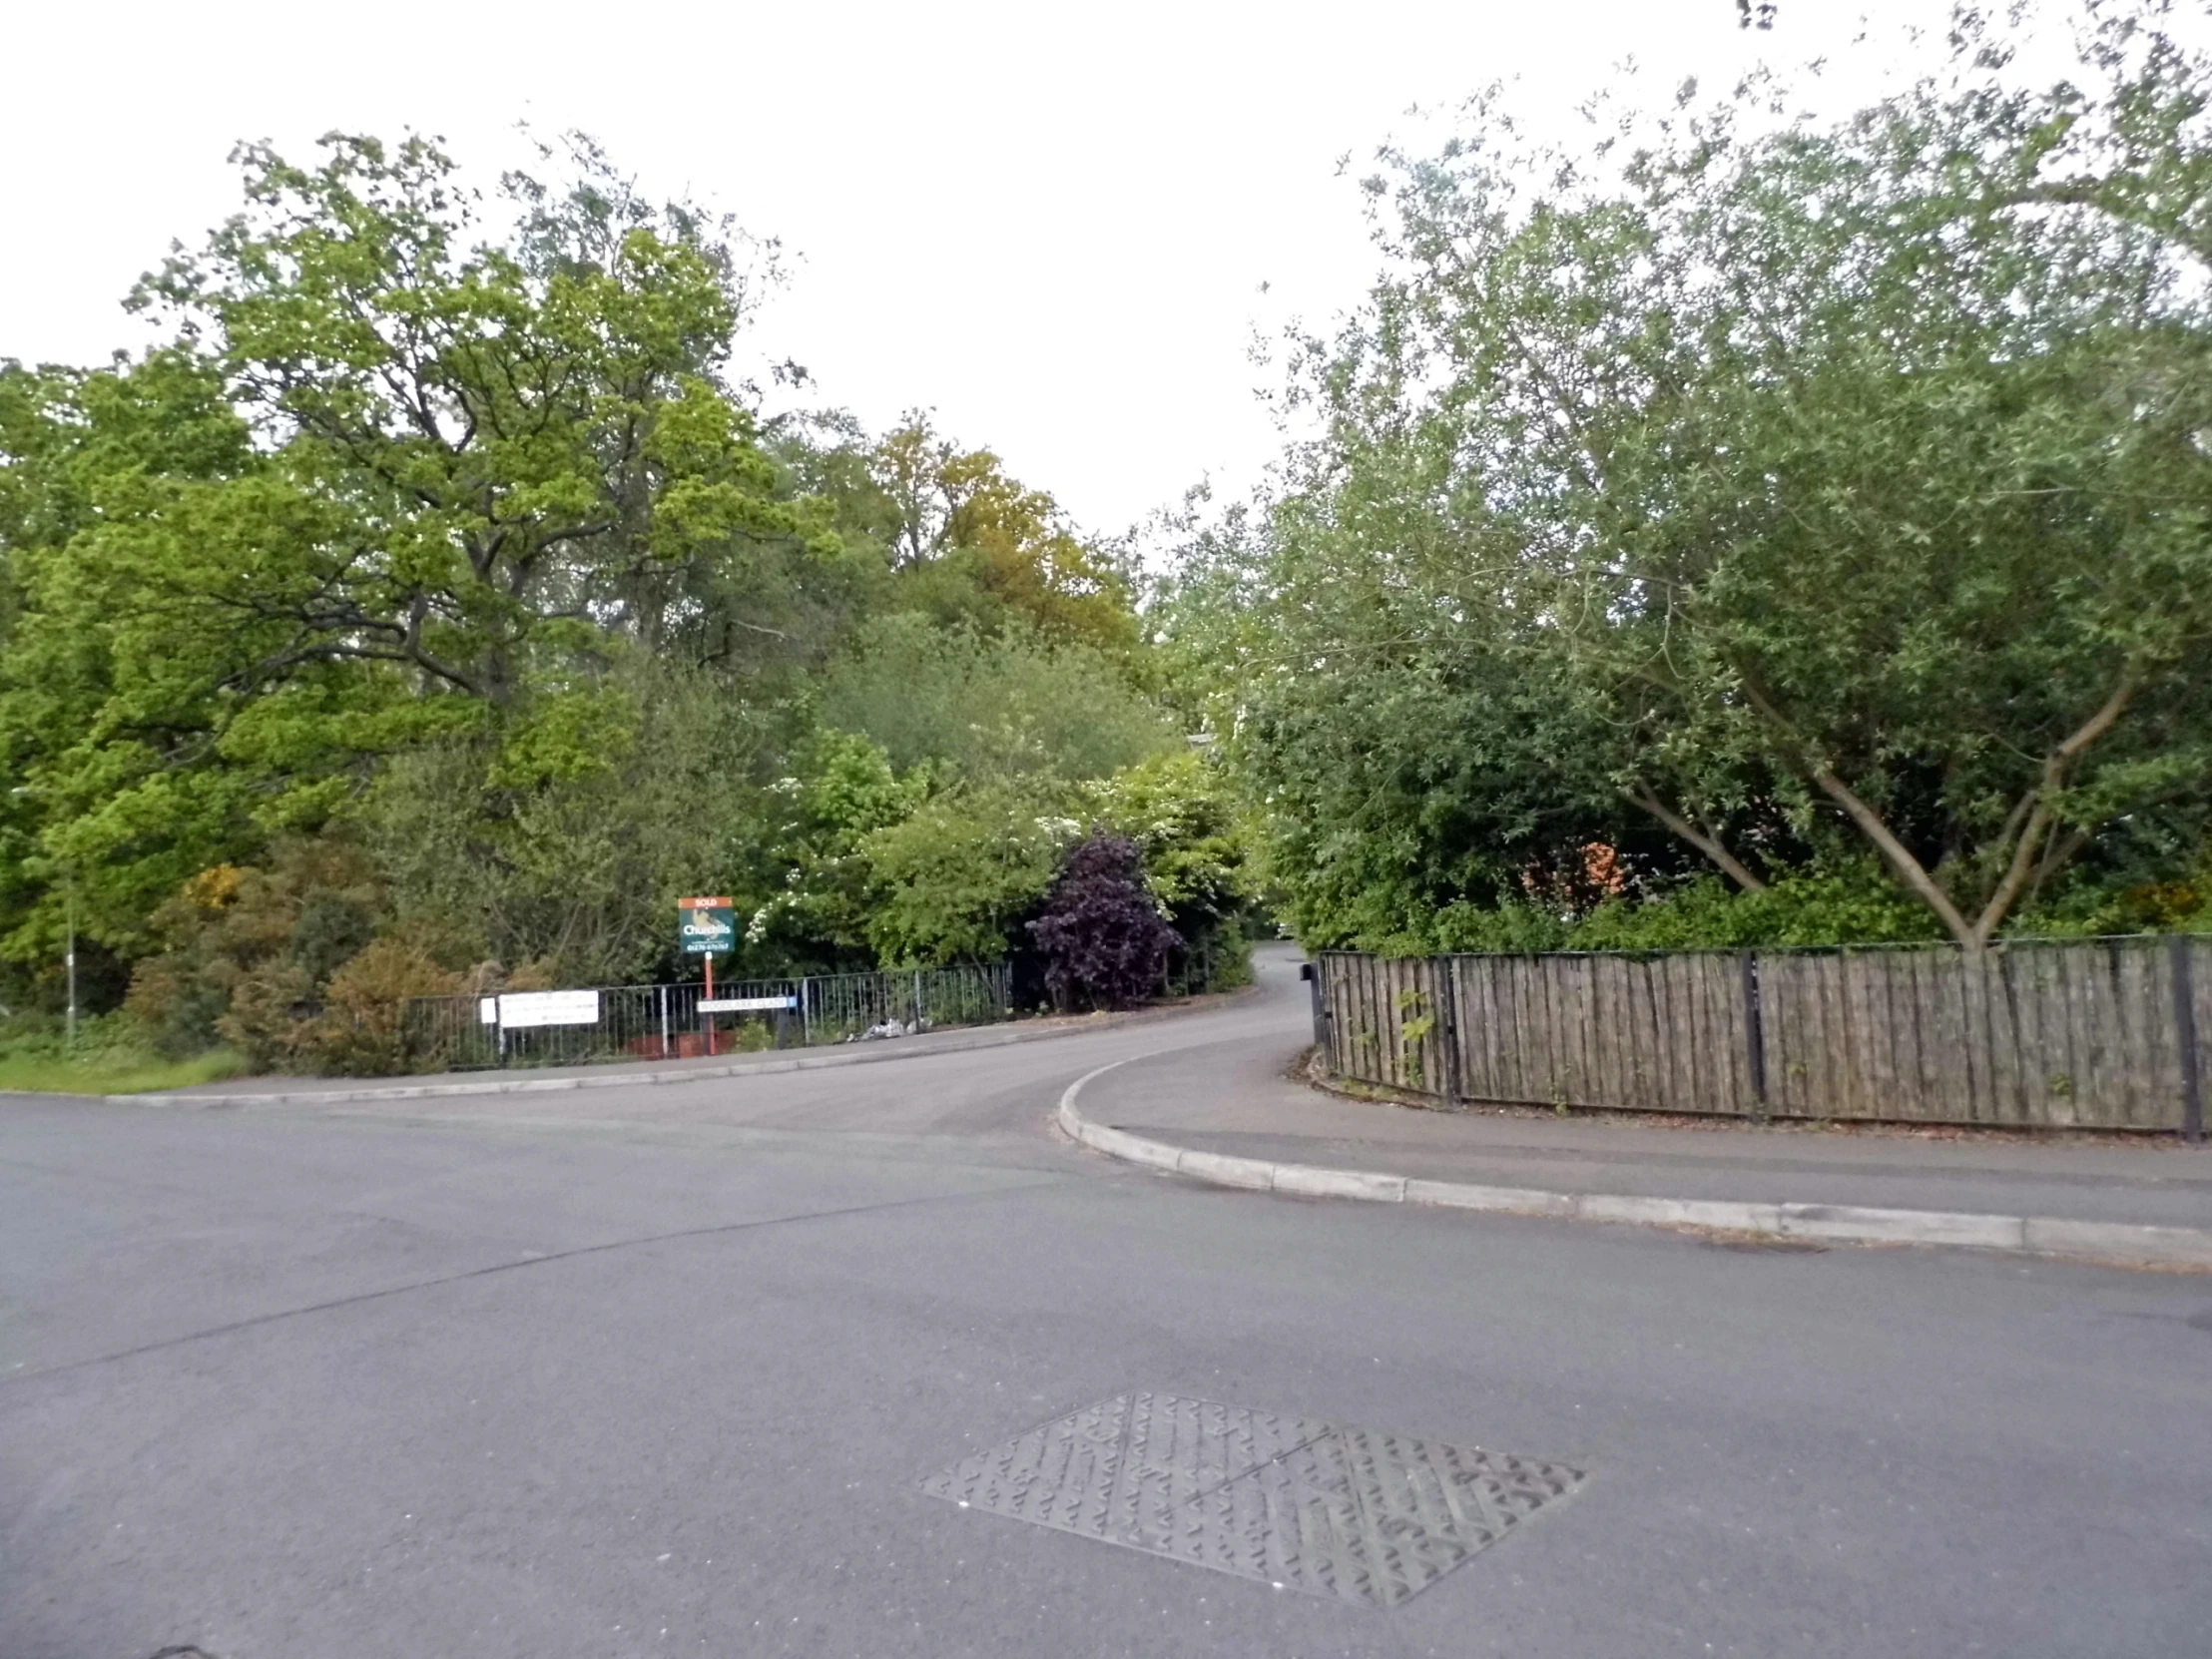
[1732,675,1978,945]
[1807,764,1977,945]
[1968,668,2140,943]
[1625,784,1768,892]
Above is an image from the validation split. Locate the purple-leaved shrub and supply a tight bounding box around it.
[1027,832,1181,1010]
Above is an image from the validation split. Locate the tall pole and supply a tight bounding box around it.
[705,951,717,1057]
[65,883,77,1051]
[2173,934,2203,1145]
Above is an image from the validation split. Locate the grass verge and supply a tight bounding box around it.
[0,1047,246,1096]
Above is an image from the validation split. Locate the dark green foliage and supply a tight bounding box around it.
[1168,8,2212,953]
[1028,833,1182,1010]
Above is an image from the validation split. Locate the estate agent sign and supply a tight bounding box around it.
[678,896,737,956]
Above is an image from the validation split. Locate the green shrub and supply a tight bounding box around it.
[1372,864,1946,957]
[0,1011,244,1094]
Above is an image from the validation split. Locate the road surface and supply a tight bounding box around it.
[3,948,2207,1657]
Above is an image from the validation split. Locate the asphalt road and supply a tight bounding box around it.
[3,948,2208,1658]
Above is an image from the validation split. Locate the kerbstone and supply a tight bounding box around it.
[1404,1180,1578,1218]
[1778,1203,2025,1250]
[1272,1165,1407,1203]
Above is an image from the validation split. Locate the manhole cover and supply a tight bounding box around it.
[920,1390,1584,1607]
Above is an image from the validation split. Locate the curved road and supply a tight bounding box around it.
[2,948,2207,1657]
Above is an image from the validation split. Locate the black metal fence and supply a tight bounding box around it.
[400,963,1013,1072]
[1312,935,2209,1136]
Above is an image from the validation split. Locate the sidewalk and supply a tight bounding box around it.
[1067,1032,2212,1254]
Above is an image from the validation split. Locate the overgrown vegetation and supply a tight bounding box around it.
[0,1012,243,1095]
[0,134,1258,1076]
[1165,2,2212,956]
[16,4,2206,1082]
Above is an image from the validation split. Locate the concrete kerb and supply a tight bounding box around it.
[1055,1057,2212,1273]
[131,1004,1218,1112]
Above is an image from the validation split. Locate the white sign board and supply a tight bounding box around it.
[484,989,602,1029]
[697,995,798,1013]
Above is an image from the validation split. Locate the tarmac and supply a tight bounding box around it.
[1058,976,2212,1267]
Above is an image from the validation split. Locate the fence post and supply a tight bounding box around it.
[1741,950,1768,1122]
[799,977,812,1048]
[1301,959,1332,1063]
[2172,935,2204,1144]
[1436,956,1463,1106]
[913,969,925,1031]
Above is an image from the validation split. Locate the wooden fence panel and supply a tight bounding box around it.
[2193,938,2212,1135]
[1759,952,1820,1117]
[1431,951,1754,1116]
[1320,953,1448,1097]
[1320,939,2203,1131]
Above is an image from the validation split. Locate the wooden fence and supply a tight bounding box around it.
[1311,937,2210,1134]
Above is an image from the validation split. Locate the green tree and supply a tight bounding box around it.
[1176,8,2212,951]
[130,131,833,695]
[858,780,1071,966]
[358,656,783,985]
[820,613,1177,785]
[744,731,931,969]
[1081,750,1258,964]
[1,132,833,965]
[866,412,1141,654]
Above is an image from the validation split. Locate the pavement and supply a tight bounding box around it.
[1068,1016,2212,1243]
[4,944,2211,1657]
[146,999,1207,1106]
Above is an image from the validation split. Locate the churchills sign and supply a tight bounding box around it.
[677,896,737,955]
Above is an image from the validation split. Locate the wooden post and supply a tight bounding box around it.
[1741,950,1769,1122]
[1301,960,1330,1062]
[1437,956,1464,1107]
[2172,935,2203,1144]
[705,953,717,1057]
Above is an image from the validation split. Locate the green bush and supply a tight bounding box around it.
[859,781,1070,965]
[820,614,1176,785]
[1375,864,1948,957]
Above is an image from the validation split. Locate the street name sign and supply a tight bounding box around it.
[698,995,798,1013]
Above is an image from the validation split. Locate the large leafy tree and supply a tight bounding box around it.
[130,131,832,694]
[1175,3,2212,950]
[1,133,833,959]
[809,410,1143,655]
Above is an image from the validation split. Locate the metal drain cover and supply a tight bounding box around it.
[920,1391,1584,1607]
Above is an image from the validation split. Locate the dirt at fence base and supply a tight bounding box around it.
[1290,1046,2208,1150]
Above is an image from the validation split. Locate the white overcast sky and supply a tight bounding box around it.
[7,1,2035,534]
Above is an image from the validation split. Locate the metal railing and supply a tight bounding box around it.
[400,963,1013,1073]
